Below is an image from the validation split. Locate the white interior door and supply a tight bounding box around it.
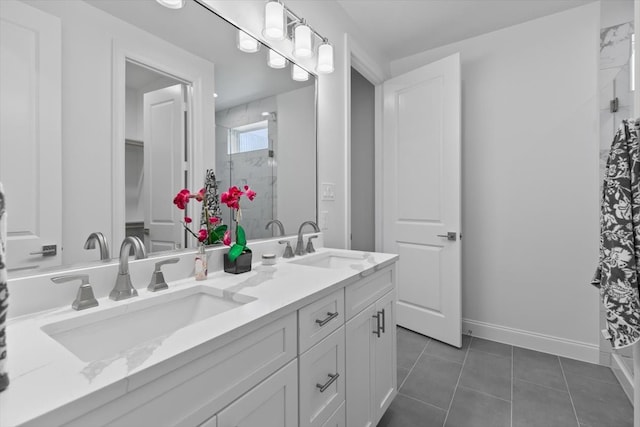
[143,84,185,253]
[382,53,461,347]
[0,0,61,273]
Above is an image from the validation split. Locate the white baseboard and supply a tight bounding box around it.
[611,353,634,403]
[462,318,599,363]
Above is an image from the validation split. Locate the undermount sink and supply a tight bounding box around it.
[41,285,255,362]
[289,251,370,269]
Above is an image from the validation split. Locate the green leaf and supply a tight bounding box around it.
[236,225,247,247]
[228,243,245,262]
[214,225,228,234]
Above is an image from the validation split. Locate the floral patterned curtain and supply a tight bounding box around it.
[594,119,640,349]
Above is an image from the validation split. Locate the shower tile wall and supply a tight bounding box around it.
[216,96,278,240]
[598,20,634,386]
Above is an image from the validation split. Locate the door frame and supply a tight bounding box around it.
[112,37,215,251]
[345,34,387,251]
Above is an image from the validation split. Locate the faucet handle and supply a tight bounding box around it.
[278,240,295,259]
[148,258,179,292]
[51,274,99,311]
[306,235,319,253]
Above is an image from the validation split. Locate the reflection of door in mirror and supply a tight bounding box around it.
[0,1,62,273]
[124,62,189,254]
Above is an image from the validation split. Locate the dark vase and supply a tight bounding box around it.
[223,251,252,274]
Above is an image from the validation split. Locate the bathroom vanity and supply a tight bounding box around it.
[0,244,398,426]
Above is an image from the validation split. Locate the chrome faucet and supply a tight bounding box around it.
[265,219,286,236]
[110,236,146,301]
[295,221,320,256]
[84,232,110,260]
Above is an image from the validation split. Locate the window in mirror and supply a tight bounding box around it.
[228,120,269,154]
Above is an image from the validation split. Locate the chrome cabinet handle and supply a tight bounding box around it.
[379,308,386,333]
[315,311,338,327]
[316,373,339,393]
[372,312,381,337]
[30,245,57,256]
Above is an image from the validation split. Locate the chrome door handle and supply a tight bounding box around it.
[316,373,339,392]
[315,311,339,327]
[437,232,457,241]
[29,245,57,256]
[379,308,386,333]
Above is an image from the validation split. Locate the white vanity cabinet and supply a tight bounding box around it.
[13,258,397,427]
[345,267,397,427]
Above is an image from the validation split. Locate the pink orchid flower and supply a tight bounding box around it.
[209,217,220,225]
[223,229,232,246]
[184,216,192,224]
[195,188,206,202]
[197,229,208,242]
[244,185,257,201]
[173,189,191,210]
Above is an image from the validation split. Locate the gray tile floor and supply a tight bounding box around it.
[378,327,633,427]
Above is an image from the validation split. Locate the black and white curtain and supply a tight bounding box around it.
[593,118,640,349]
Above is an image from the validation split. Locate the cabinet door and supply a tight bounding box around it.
[374,290,397,423]
[345,304,376,427]
[217,359,298,427]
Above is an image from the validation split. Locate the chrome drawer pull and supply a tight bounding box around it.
[316,373,339,393]
[372,313,381,337]
[379,308,386,333]
[315,311,338,327]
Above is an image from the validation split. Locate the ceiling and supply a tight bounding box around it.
[336,0,599,61]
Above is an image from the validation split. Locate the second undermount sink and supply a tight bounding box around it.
[289,251,369,269]
[41,285,255,362]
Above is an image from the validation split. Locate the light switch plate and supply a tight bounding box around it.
[321,183,335,201]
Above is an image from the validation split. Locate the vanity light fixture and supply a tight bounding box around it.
[316,39,334,74]
[268,49,287,69]
[262,1,335,75]
[293,20,313,59]
[155,0,185,9]
[237,30,260,53]
[264,0,286,40]
[292,64,309,82]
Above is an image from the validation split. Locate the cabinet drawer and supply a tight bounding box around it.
[298,288,345,353]
[345,266,393,320]
[84,313,297,427]
[322,401,345,427]
[299,326,345,427]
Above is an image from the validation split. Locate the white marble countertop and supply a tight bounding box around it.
[0,247,398,427]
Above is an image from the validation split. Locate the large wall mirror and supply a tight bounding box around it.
[1,0,317,276]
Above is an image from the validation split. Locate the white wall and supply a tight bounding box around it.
[276,85,317,235]
[201,0,388,249]
[391,3,601,361]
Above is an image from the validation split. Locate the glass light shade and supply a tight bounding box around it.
[155,0,185,9]
[292,64,309,81]
[316,42,334,74]
[268,50,287,69]
[293,23,313,58]
[264,1,285,40]
[237,30,260,53]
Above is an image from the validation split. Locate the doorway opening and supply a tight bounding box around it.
[124,60,190,253]
[350,67,376,252]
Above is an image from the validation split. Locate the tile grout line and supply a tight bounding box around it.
[441,336,472,427]
[398,337,430,391]
[558,357,581,427]
[510,343,514,427]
